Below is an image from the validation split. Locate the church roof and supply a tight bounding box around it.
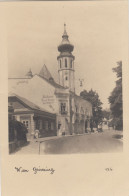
[37,64,66,89]
[39,64,53,81]
[37,74,66,89]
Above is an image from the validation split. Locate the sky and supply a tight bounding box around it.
[4,1,128,109]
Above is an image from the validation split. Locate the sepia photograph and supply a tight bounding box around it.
[0,1,129,196]
[7,1,125,155]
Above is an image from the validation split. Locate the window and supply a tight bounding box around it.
[60,102,67,114]
[70,60,72,68]
[51,122,54,130]
[48,122,51,130]
[60,60,61,68]
[65,58,67,68]
[65,76,68,80]
[22,120,29,128]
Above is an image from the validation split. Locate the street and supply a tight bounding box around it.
[14,129,123,155]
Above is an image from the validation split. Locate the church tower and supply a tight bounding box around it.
[57,24,75,92]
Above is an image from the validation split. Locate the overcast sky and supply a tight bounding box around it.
[5,1,127,109]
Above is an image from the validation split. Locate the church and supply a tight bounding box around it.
[8,24,92,139]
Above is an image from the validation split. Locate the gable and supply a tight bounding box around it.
[9,75,59,113]
[8,99,30,113]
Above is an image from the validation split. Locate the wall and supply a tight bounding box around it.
[72,94,92,134]
[9,75,59,114]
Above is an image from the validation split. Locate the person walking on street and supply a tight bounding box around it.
[35,129,39,139]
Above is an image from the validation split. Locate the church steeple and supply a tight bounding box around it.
[58,24,74,53]
[63,23,68,37]
[39,64,54,81]
[57,24,75,92]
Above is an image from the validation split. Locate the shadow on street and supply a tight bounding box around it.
[39,133,123,154]
[112,134,123,139]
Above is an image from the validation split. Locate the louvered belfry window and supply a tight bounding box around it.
[65,58,67,68]
[70,60,72,68]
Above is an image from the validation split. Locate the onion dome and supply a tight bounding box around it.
[58,24,74,53]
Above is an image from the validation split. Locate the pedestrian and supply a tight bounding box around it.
[98,123,102,132]
[58,123,62,136]
[90,120,94,132]
[35,129,39,139]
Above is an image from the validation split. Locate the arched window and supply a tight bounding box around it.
[65,58,67,68]
[60,60,61,68]
[70,60,72,68]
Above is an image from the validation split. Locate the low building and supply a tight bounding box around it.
[8,94,57,139]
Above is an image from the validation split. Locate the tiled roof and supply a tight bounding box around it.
[38,64,66,89]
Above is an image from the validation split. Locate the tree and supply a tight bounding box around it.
[102,109,111,120]
[108,61,123,130]
[80,89,103,127]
